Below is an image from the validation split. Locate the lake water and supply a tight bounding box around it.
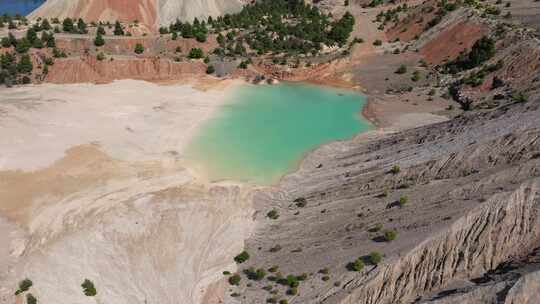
[185,82,371,184]
[0,0,45,15]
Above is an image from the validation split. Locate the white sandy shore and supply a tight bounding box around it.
[0,79,253,304]
[0,79,237,171]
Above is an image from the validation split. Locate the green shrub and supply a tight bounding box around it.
[369,251,383,264]
[390,165,401,174]
[94,32,105,47]
[81,279,97,296]
[268,265,279,273]
[228,274,241,285]
[384,229,398,241]
[234,250,250,263]
[206,65,215,74]
[97,52,106,61]
[267,297,278,303]
[17,55,33,74]
[513,92,528,103]
[395,65,407,74]
[188,48,204,59]
[350,258,364,271]
[373,39,382,46]
[223,270,231,275]
[322,275,330,281]
[319,268,330,274]
[14,279,32,295]
[244,267,266,281]
[399,196,408,206]
[267,209,279,220]
[279,300,289,304]
[26,293,37,304]
[411,70,421,82]
[286,287,298,295]
[134,43,144,54]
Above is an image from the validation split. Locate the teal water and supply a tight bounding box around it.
[184,82,371,184]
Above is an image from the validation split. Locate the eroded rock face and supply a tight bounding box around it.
[336,181,540,304]
[239,101,540,303]
[29,0,246,29]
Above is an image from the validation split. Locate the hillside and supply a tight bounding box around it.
[1,0,540,303]
[28,0,246,30]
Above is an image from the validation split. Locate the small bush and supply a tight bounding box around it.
[267,297,278,303]
[134,43,144,54]
[188,48,204,59]
[234,250,250,263]
[269,244,282,252]
[373,39,382,46]
[267,209,279,220]
[384,229,398,242]
[81,279,97,296]
[223,270,231,275]
[15,279,32,295]
[26,293,37,304]
[350,258,364,271]
[96,52,105,61]
[294,197,307,207]
[229,274,241,285]
[244,267,267,281]
[399,196,408,207]
[395,64,407,74]
[411,70,421,82]
[286,287,298,295]
[279,300,289,304]
[369,251,383,265]
[390,165,401,174]
[206,65,215,74]
[512,92,528,103]
[322,275,330,281]
[268,265,279,273]
[319,268,330,274]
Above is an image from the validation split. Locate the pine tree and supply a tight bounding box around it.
[94,32,105,46]
[113,21,124,36]
[17,54,33,74]
[41,18,51,30]
[77,18,87,34]
[62,18,74,32]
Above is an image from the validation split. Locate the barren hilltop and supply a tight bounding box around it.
[1,0,540,304]
[29,0,248,30]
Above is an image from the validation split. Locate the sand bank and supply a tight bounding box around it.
[0,79,253,304]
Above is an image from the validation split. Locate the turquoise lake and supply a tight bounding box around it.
[185,82,371,184]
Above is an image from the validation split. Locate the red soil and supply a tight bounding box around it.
[45,56,206,83]
[420,21,486,64]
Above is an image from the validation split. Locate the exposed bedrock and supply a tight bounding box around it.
[334,180,540,304]
[242,101,540,303]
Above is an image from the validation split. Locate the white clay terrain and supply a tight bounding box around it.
[0,80,253,304]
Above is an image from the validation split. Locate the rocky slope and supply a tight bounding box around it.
[29,0,246,30]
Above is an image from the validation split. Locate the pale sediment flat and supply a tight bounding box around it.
[0,79,253,304]
[0,79,235,171]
